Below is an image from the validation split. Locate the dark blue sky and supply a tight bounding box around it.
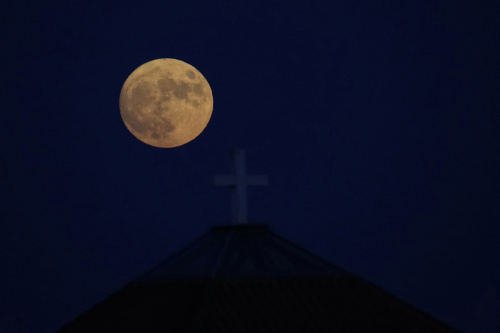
[1,1,499,332]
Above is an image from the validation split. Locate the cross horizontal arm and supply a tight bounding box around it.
[212,149,269,224]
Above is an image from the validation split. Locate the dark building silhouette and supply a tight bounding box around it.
[54,224,459,332]
[55,150,460,331]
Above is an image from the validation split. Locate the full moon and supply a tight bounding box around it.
[119,58,213,148]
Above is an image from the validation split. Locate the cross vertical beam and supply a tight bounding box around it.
[213,149,269,224]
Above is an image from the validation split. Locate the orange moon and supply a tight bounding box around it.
[119,59,213,148]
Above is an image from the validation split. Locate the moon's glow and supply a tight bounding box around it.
[119,59,213,148]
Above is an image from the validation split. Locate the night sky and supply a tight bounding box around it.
[1,1,499,332]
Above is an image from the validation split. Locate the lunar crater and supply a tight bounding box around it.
[193,84,203,95]
[173,83,191,99]
[130,82,154,110]
[158,77,177,92]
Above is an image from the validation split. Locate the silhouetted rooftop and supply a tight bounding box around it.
[136,224,342,281]
[55,225,460,332]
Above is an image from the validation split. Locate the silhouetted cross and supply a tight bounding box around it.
[213,149,269,224]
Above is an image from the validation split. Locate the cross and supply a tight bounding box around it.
[213,149,269,224]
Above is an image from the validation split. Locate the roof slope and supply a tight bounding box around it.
[55,225,460,332]
[137,224,342,280]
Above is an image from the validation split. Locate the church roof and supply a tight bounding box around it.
[55,225,460,332]
[136,224,342,280]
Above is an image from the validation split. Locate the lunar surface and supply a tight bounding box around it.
[119,58,213,148]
